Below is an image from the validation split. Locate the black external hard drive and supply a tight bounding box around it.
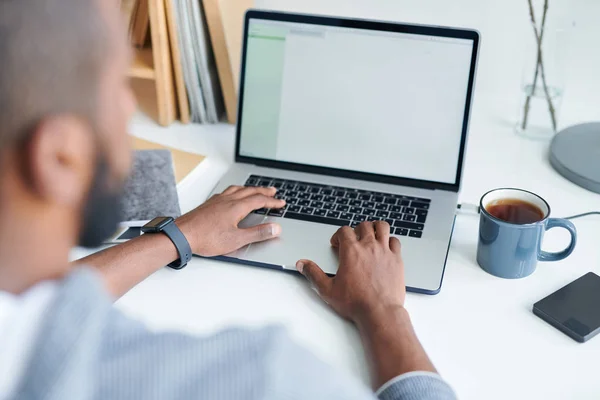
[533,272,600,343]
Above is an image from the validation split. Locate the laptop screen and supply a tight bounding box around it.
[237,15,477,187]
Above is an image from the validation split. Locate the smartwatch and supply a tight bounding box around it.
[141,217,192,270]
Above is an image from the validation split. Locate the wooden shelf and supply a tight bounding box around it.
[129,47,155,80]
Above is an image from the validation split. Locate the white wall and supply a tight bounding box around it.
[255,0,600,126]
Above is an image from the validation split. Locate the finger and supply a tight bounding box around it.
[231,186,277,200]
[222,185,244,195]
[239,223,282,247]
[330,226,357,248]
[238,194,286,212]
[374,220,391,243]
[296,259,332,297]
[355,221,375,241]
[389,237,402,254]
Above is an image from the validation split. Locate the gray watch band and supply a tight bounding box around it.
[162,222,192,270]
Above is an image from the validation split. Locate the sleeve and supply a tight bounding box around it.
[98,307,380,400]
[376,372,457,400]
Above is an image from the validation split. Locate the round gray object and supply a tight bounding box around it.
[549,122,600,193]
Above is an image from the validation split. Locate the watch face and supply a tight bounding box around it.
[143,217,174,232]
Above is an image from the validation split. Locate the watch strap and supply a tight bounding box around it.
[162,222,192,270]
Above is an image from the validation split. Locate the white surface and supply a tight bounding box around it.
[272,22,472,184]
[0,282,58,399]
[74,1,600,399]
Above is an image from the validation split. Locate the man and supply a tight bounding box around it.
[0,0,455,399]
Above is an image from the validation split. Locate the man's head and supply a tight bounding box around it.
[0,0,136,252]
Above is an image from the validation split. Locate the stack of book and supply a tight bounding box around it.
[120,0,252,126]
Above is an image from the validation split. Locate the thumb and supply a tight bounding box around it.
[296,259,332,297]
[240,223,281,246]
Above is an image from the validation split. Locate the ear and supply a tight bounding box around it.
[26,115,95,207]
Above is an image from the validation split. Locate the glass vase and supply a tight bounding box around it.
[515,0,572,140]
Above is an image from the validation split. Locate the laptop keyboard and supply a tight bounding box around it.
[244,175,430,238]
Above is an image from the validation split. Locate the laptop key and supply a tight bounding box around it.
[322,189,333,196]
[336,204,349,212]
[350,221,360,228]
[340,212,354,220]
[297,185,308,191]
[363,201,376,209]
[390,205,402,213]
[268,208,284,217]
[310,194,323,201]
[288,205,301,213]
[334,190,346,197]
[285,212,350,227]
[363,208,376,216]
[399,200,411,207]
[354,214,367,222]
[376,210,389,218]
[415,208,428,216]
[359,194,371,201]
[336,198,349,205]
[403,214,417,222]
[390,212,403,220]
[375,203,388,211]
[403,207,415,214]
[326,210,341,218]
[300,206,314,215]
[312,201,324,209]
[322,202,335,210]
[314,209,327,217]
[310,187,321,194]
[297,199,310,206]
[394,228,409,236]
[409,230,423,238]
[298,192,311,200]
[283,183,296,190]
[411,201,429,210]
[324,196,337,203]
[346,192,359,199]
[384,197,397,205]
[385,218,394,226]
[350,206,362,214]
[349,199,362,207]
[394,221,424,231]
[373,195,384,203]
[416,215,427,224]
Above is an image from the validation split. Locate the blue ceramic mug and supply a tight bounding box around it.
[477,188,577,279]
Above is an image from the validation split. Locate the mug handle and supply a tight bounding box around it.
[538,218,577,262]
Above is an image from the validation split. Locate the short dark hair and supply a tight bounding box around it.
[0,0,109,148]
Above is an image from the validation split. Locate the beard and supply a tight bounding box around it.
[77,157,124,248]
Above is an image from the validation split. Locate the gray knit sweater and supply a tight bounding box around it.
[13,269,456,400]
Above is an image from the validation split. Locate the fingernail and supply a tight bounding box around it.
[270,224,282,237]
[296,261,304,273]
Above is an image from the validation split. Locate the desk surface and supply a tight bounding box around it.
[76,103,598,400]
[74,5,600,395]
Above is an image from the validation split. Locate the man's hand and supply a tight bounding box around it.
[296,221,405,324]
[296,221,436,388]
[176,186,285,257]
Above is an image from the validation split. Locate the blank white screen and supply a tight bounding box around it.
[239,20,474,185]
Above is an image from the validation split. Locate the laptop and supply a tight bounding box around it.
[209,10,480,294]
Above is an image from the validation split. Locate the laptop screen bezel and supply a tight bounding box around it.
[235,10,480,193]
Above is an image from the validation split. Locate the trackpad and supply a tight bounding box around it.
[241,216,340,274]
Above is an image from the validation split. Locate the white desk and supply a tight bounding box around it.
[73,1,600,396]
[75,104,597,400]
